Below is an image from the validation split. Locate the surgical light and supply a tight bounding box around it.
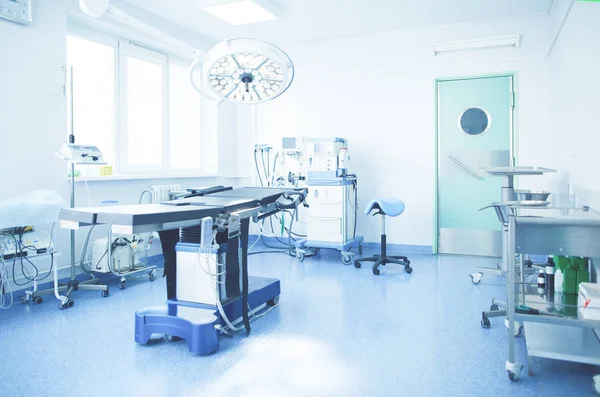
[79,0,294,105]
[191,38,294,104]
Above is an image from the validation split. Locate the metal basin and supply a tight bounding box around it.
[514,190,551,201]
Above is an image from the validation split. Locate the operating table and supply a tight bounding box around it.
[59,186,307,354]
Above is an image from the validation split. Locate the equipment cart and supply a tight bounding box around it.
[294,175,363,265]
[503,205,600,394]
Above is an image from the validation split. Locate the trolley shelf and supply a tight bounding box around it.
[524,323,600,366]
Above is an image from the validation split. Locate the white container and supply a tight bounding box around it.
[555,268,564,293]
[578,282,600,321]
[176,246,221,305]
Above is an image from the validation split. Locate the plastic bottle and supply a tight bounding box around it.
[546,256,555,291]
[555,256,570,293]
[563,258,578,295]
[555,264,564,293]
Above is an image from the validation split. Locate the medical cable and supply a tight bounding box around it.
[0,256,13,309]
[84,180,92,206]
[254,150,264,187]
[261,151,269,186]
[79,224,96,273]
[196,230,244,333]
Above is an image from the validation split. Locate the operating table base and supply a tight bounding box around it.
[134,276,280,355]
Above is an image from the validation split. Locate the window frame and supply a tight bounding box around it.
[66,26,208,178]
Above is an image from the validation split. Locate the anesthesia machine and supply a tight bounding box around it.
[254,137,363,264]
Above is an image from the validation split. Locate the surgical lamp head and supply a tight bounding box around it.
[193,38,295,104]
[79,1,294,105]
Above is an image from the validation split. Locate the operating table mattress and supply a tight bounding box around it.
[59,187,300,227]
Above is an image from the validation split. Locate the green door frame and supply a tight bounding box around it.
[433,73,517,254]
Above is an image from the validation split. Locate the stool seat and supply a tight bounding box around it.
[365,198,405,217]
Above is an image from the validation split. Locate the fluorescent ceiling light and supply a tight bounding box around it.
[202,1,278,26]
[434,35,521,55]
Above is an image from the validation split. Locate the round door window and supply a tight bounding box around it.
[460,108,489,135]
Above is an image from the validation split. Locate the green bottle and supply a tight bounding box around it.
[563,258,578,295]
[575,257,590,286]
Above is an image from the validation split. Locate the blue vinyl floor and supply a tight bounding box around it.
[0,244,598,396]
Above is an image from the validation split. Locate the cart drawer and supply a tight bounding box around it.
[307,216,342,236]
[308,201,343,218]
[309,186,343,203]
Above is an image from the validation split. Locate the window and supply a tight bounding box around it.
[66,32,209,178]
[459,107,490,136]
[66,35,115,171]
[169,62,202,170]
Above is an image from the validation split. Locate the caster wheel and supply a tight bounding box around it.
[593,375,600,395]
[358,245,363,255]
[515,326,523,337]
[490,304,499,311]
[470,272,483,284]
[372,267,380,276]
[508,371,519,382]
[524,260,533,268]
[341,254,353,265]
[267,296,279,306]
[354,261,361,269]
[34,296,43,304]
[481,317,491,328]
[296,252,305,262]
[165,334,182,342]
[119,280,126,290]
[20,296,29,304]
[405,266,413,274]
[59,299,74,310]
[102,288,109,298]
[149,270,157,282]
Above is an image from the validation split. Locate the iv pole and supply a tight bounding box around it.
[53,67,109,310]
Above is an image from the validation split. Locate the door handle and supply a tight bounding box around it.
[448,155,484,181]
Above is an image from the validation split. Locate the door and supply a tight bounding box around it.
[436,75,514,256]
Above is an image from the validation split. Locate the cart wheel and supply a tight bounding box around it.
[358,245,363,255]
[354,261,361,269]
[34,296,43,304]
[508,371,520,382]
[490,304,499,311]
[102,287,110,298]
[19,296,29,304]
[372,267,380,276]
[470,272,483,284]
[481,317,491,328]
[341,254,353,265]
[165,334,182,342]
[593,375,600,395]
[59,299,74,310]
[119,280,126,290]
[405,266,413,274]
[149,270,157,282]
[514,325,523,337]
[296,251,305,262]
[267,296,279,306]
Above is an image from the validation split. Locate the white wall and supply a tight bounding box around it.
[546,1,600,208]
[251,3,574,247]
[0,0,244,284]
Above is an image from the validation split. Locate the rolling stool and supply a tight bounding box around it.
[354,198,412,275]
